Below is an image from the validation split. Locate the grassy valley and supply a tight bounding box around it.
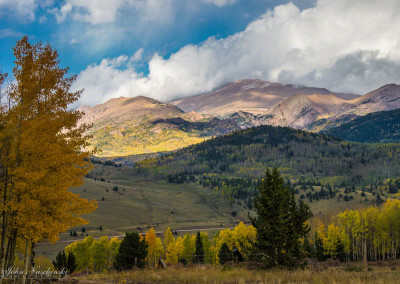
[36,159,386,259]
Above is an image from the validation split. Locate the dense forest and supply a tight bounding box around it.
[135,125,400,201]
[325,109,400,143]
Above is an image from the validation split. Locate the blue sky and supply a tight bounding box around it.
[0,1,310,74]
[1,0,400,106]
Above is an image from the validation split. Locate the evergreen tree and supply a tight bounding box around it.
[303,236,313,258]
[193,232,204,264]
[218,243,233,264]
[66,252,77,273]
[53,251,66,271]
[249,168,312,269]
[114,232,148,270]
[335,240,346,263]
[314,233,326,261]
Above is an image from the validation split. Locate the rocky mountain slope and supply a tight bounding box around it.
[170,79,358,116]
[79,82,400,157]
[279,84,400,129]
[78,96,239,157]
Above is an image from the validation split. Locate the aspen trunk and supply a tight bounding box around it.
[22,239,31,284]
[5,232,16,270]
[0,213,8,281]
[0,170,9,281]
[363,240,367,272]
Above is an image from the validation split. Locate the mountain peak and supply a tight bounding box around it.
[171,79,356,116]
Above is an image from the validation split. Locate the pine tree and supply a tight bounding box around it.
[53,251,67,271]
[193,232,204,264]
[66,252,77,273]
[218,243,233,264]
[114,232,148,270]
[314,233,326,261]
[249,168,312,269]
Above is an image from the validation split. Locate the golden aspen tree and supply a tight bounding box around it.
[145,228,158,267]
[108,237,121,270]
[165,242,178,264]
[182,233,195,264]
[323,224,341,258]
[163,227,175,257]
[232,222,256,260]
[200,232,213,264]
[0,36,97,282]
[90,236,108,272]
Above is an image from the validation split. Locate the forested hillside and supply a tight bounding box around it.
[325,109,400,143]
[135,125,400,201]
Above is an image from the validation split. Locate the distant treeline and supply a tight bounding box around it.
[325,108,400,143]
[135,125,400,200]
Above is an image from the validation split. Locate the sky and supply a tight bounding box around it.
[1,0,400,107]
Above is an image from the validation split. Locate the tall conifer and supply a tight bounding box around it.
[249,168,312,269]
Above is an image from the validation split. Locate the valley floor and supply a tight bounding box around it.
[71,263,400,283]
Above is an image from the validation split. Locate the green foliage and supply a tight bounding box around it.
[325,109,400,143]
[193,232,204,264]
[52,251,66,271]
[52,251,76,274]
[314,233,326,261]
[114,232,148,270]
[218,243,233,264]
[66,252,77,273]
[136,125,400,202]
[249,168,312,269]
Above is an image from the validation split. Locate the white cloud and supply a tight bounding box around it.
[51,0,173,24]
[0,0,36,21]
[203,0,238,7]
[131,48,144,62]
[74,0,400,106]
[0,0,53,21]
[0,29,23,38]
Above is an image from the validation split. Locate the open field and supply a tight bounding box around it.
[36,163,386,259]
[36,164,250,258]
[73,264,400,284]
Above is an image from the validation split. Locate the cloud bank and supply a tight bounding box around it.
[51,0,236,24]
[73,0,400,106]
[0,0,53,21]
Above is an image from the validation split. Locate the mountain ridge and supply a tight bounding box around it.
[78,81,400,157]
[170,79,358,116]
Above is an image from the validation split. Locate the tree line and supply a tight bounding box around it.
[136,125,400,203]
[313,199,400,263]
[62,168,400,272]
[62,222,256,272]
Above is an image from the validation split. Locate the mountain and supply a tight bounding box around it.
[266,94,353,128]
[324,108,400,143]
[350,84,400,115]
[264,84,400,130]
[170,79,358,116]
[78,95,185,125]
[79,83,400,157]
[78,96,239,157]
